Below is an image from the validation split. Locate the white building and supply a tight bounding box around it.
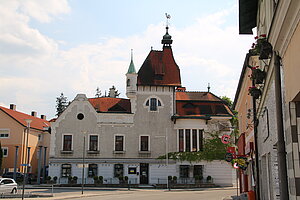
[49,26,235,186]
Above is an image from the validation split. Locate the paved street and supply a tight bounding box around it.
[2,187,236,200]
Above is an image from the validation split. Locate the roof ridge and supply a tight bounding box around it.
[0,106,48,122]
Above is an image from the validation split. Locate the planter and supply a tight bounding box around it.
[252,69,266,84]
[249,88,262,99]
[259,40,272,60]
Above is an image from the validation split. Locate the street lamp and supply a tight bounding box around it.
[22,119,32,200]
[13,146,19,181]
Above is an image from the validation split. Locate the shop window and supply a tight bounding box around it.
[61,164,71,177]
[114,164,124,178]
[88,164,98,177]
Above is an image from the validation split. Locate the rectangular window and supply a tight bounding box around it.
[193,165,203,178]
[115,136,124,151]
[179,165,189,178]
[89,135,98,151]
[1,147,8,157]
[185,129,190,152]
[150,98,157,111]
[192,129,197,152]
[140,136,149,151]
[179,129,184,152]
[61,164,72,177]
[0,129,9,138]
[88,164,98,177]
[63,135,72,151]
[199,130,203,151]
[114,164,124,177]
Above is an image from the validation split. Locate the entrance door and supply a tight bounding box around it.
[140,163,149,184]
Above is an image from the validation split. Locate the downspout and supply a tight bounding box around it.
[252,78,260,200]
[274,53,289,199]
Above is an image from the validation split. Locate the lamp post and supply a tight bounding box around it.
[37,146,43,185]
[22,119,32,200]
[13,146,19,181]
[77,113,85,194]
[43,146,47,184]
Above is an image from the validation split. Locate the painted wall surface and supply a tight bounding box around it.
[282,22,300,102]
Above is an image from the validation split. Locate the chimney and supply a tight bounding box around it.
[10,104,16,111]
[41,115,46,120]
[31,111,37,117]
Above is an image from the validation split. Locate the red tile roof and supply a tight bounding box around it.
[137,48,181,86]
[175,91,233,117]
[0,106,50,130]
[88,97,131,113]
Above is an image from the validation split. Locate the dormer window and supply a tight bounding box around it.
[145,97,163,111]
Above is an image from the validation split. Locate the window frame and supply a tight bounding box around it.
[61,164,72,177]
[88,134,99,151]
[88,164,98,177]
[1,147,8,157]
[177,129,204,152]
[143,96,164,112]
[139,135,150,152]
[179,165,190,178]
[114,164,124,178]
[62,134,73,151]
[0,129,10,138]
[114,135,125,152]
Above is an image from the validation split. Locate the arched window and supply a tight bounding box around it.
[145,98,162,111]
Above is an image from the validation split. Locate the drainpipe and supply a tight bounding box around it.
[274,54,289,199]
[252,78,260,200]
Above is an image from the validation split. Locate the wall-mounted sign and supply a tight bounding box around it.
[225,153,233,162]
[221,135,231,144]
[128,167,137,174]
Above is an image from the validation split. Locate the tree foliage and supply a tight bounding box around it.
[95,87,102,98]
[56,93,68,116]
[158,132,231,162]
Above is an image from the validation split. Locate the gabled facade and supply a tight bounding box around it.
[0,104,50,176]
[49,27,235,186]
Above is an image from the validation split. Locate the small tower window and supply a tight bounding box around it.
[127,79,130,87]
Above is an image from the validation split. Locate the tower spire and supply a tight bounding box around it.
[127,49,136,74]
[161,13,173,47]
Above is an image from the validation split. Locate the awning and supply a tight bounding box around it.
[239,0,258,34]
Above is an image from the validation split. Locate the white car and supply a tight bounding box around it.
[0,178,18,194]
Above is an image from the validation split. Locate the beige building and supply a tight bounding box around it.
[238,0,300,199]
[0,104,50,177]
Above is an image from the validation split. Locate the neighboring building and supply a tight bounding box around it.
[49,26,234,186]
[0,104,50,176]
[236,0,300,199]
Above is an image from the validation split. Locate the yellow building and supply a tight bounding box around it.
[0,104,50,177]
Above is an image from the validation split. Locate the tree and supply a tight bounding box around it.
[56,93,68,116]
[221,96,233,109]
[95,87,102,98]
[108,86,120,98]
[0,142,3,175]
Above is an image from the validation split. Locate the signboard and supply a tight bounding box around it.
[221,135,231,144]
[128,167,137,174]
[225,153,233,162]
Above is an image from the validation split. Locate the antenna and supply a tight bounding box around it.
[207,83,211,92]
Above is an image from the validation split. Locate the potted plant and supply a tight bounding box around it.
[124,176,129,184]
[206,175,212,183]
[46,176,51,184]
[118,176,124,184]
[68,176,72,184]
[249,34,272,59]
[98,176,103,184]
[93,176,99,185]
[172,176,177,184]
[73,176,78,184]
[248,86,262,99]
[252,67,266,84]
[53,176,58,184]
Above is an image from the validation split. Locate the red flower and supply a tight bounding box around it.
[254,36,259,40]
[260,34,266,38]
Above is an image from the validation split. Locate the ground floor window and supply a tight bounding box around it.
[61,164,71,177]
[114,164,124,178]
[1,147,8,157]
[193,165,203,178]
[179,165,190,178]
[88,164,98,177]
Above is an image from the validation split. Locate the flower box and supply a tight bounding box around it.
[248,87,262,99]
[252,68,266,84]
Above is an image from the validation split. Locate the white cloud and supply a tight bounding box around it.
[0,2,253,118]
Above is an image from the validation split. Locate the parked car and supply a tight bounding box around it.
[0,178,18,194]
[2,172,24,179]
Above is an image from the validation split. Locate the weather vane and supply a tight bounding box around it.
[165,13,171,28]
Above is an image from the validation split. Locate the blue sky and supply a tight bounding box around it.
[0,0,254,118]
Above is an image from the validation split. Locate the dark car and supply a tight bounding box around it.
[2,172,24,180]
